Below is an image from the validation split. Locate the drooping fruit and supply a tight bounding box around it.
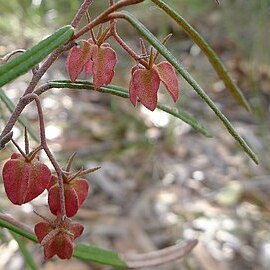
[66,39,117,89]
[48,174,89,218]
[35,215,84,260]
[2,153,51,205]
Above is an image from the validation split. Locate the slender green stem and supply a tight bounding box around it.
[48,80,211,137]
[0,214,37,242]
[150,0,250,111]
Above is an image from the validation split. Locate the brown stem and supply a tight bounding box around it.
[0,131,13,149]
[120,239,198,268]
[11,138,28,160]
[24,127,30,154]
[0,212,34,234]
[110,21,149,68]
[1,49,26,62]
[148,47,155,68]
[23,43,74,97]
[66,152,77,172]
[77,166,101,177]
[27,145,43,162]
[139,38,148,57]
[152,33,172,63]
[73,0,145,39]
[0,84,51,140]
[22,94,67,219]
[97,24,112,45]
[71,0,94,28]
[86,12,97,43]
[33,210,54,225]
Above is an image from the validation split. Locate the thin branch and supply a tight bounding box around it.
[111,21,149,67]
[111,22,138,61]
[0,212,34,235]
[120,240,198,268]
[73,0,145,39]
[66,152,77,172]
[21,94,67,219]
[11,138,28,160]
[23,43,74,97]
[0,131,13,149]
[0,84,51,140]
[71,0,94,28]
[0,49,26,63]
[24,127,30,154]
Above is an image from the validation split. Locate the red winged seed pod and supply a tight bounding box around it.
[66,39,117,89]
[66,40,93,82]
[35,216,84,260]
[129,61,179,111]
[2,153,51,205]
[48,174,89,218]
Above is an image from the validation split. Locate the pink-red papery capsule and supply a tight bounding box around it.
[129,61,179,111]
[47,174,89,218]
[35,216,84,260]
[2,153,51,205]
[66,40,117,89]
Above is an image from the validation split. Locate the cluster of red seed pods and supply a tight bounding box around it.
[66,27,179,111]
[1,137,97,259]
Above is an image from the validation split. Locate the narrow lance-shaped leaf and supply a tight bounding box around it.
[48,80,211,137]
[150,0,250,111]
[0,25,74,88]
[74,244,127,268]
[121,11,258,164]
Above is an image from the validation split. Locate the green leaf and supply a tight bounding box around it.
[10,231,38,270]
[0,88,39,142]
[0,217,37,243]
[0,216,127,268]
[49,80,211,137]
[121,11,258,164]
[156,103,211,137]
[0,25,74,88]
[73,244,127,268]
[151,0,250,111]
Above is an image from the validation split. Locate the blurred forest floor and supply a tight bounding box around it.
[0,1,270,269]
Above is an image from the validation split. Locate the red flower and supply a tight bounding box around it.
[66,39,117,89]
[129,61,179,111]
[2,153,51,205]
[35,216,83,260]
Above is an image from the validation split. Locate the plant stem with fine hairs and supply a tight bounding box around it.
[21,93,67,219]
